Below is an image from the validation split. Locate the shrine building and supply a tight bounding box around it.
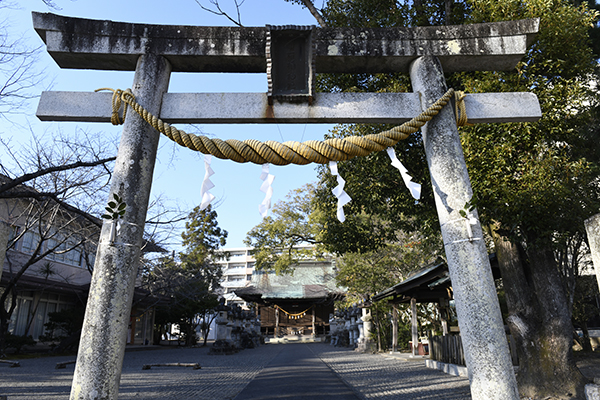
[235,253,345,341]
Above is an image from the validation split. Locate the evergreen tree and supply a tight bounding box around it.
[292,0,600,397]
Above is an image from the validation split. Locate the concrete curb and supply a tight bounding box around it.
[424,359,469,378]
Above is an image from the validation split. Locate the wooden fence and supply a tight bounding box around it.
[429,335,466,366]
[429,334,519,366]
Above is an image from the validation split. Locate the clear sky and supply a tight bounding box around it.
[2,0,334,250]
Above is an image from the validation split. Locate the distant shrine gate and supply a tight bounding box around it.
[34,12,540,400]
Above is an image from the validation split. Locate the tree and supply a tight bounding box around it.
[335,239,442,301]
[335,242,442,352]
[460,0,599,396]
[145,205,227,346]
[150,255,221,346]
[572,275,600,352]
[245,183,324,274]
[0,130,116,355]
[39,306,86,352]
[283,0,600,397]
[0,2,45,122]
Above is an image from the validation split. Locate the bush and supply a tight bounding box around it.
[5,333,36,354]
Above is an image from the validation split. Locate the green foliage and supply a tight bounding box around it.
[460,0,600,246]
[42,307,85,339]
[572,275,600,329]
[181,205,228,266]
[245,183,325,274]
[39,307,85,350]
[147,205,227,346]
[101,193,126,220]
[314,128,441,254]
[321,0,469,27]
[4,333,35,354]
[335,238,443,299]
[311,0,600,255]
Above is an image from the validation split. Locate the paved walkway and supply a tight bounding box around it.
[234,344,360,400]
[0,343,472,399]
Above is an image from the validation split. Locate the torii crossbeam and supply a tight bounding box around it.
[33,12,540,400]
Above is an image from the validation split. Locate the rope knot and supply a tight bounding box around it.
[454,91,472,127]
[95,88,135,126]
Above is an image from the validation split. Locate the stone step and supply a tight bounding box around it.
[265,335,323,344]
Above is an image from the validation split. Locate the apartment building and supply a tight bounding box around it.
[215,247,256,307]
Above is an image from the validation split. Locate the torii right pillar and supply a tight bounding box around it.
[411,56,519,399]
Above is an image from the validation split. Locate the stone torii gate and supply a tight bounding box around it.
[33,12,540,400]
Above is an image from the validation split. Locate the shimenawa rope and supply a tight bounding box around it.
[96,88,466,166]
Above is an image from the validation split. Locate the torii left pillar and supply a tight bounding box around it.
[70,54,171,400]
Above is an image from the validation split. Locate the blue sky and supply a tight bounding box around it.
[3,0,334,249]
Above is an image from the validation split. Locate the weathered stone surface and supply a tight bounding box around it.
[33,12,538,73]
[69,53,171,400]
[36,91,541,124]
[586,384,600,400]
[410,55,519,400]
[584,214,600,293]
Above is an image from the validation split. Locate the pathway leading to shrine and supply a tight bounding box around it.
[0,343,472,399]
[234,343,360,400]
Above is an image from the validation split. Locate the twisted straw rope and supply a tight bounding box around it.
[96,88,462,166]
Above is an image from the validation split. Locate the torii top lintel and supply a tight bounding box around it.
[32,12,539,74]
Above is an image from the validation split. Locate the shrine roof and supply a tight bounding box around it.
[235,261,345,304]
[372,254,501,304]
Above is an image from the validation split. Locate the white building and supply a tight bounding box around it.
[215,247,256,307]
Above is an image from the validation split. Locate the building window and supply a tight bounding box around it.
[64,245,83,267]
[228,251,245,260]
[228,275,244,282]
[21,231,40,254]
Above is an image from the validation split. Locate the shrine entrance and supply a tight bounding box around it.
[34,12,540,400]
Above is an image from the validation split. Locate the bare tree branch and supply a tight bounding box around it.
[300,0,327,27]
[0,3,46,121]
[0,157,117,196]
[195,0,245,26]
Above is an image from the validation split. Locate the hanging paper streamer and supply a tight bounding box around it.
[464,212,478,241]
[200,155,216,210]
[329,161,351,223]
[259,163,275,217]
[386,147,421,200]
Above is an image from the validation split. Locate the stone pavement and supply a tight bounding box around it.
[0,343,471,399]
[234,343,360,400]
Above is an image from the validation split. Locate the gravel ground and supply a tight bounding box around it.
[0,343,472,400]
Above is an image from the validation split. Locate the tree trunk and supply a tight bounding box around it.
[0,311,7,355]
[444,0,453,24]
[580,322,593,352]
[492,228,588,399]
[202,314,216,347]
